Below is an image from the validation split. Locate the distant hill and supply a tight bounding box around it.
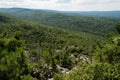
[63,11,120,19]
[0,8,119,36]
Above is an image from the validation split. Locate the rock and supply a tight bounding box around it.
[80,55,88,61]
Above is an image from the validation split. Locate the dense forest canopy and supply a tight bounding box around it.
[0,8,119,36]
[0,8,120,80]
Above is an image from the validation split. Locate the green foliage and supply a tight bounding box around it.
[14,31,22,40]
[116,23,120,34]
[60,52,73,69]
[54,73,64,80]
[53,24,120,80]
[7,39,18,52]
[59,63,120,80]
[21,75,35,80]
[0,35,29,80]
[95,36,120,64]
[0,39,5,50]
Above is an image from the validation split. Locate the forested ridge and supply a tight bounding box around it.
[0,8,119,36]
[0,8,120,80]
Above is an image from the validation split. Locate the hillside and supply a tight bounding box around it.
[0,10,120,80]
[0,13,104,49]
[0,8,119,36]
[0,13,107,79]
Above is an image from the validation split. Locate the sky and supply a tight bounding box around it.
[0,0,120,11]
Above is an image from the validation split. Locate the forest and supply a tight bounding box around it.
[0,8,120,80]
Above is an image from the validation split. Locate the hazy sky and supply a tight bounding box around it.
[0,0,120,11]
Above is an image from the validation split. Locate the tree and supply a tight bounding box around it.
[14,31,22,40]
[60,53,72,69]
[116,23,120,34]
[0,34,29,80]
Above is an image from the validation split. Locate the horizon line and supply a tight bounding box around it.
[0,7,120,12]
